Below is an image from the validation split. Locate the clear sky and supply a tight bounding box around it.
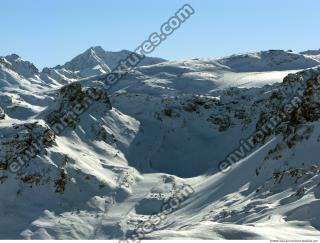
[1,0,319,69]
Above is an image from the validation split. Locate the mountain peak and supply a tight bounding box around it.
[55,47,111,78]
[87,46,105,55]
[1,54,39,78]
[50,46,166,79]
[5,53,21,60]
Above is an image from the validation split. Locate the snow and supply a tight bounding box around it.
[46,46,166,80]
[1,48,320,239]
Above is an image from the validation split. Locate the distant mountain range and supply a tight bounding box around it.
[1,47,320,239]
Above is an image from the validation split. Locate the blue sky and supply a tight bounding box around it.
[1,0,319,69]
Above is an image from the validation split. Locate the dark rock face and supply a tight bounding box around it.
[254,68,320,148]
[0,107,5,120]
[0,122,55,171]
[46,82,112,129]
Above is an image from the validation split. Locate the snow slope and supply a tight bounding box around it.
[300,49,320,62]
[0,49,320,240]
[100,50,320,96]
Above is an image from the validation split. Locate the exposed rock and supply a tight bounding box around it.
[0,106,5,120]
[254,67,320,146]
[0,122,55,172]
[46,82,112,129]
[55,169,68,193]
[207,114,231,132]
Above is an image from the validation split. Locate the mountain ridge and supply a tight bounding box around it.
[1,47,320,239]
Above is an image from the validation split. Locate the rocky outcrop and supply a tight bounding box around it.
[0,122,55,172]
[257,68,320,137]
[0,106,5,120]
[251,67,320,158]
[46,82,112,130]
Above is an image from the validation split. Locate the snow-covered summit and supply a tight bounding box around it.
[0,54,39,78]
[300,48,320,56]
[215,49,320,72]
[56,46,112,77]
[104,49,320,96]
[48,46,166,79]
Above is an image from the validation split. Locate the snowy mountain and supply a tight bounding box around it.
[216,50,320,72]
[300,49,320,56]
[41,46,166,81]
[300,49,320,62]
[101,50,320,96]
[1,48,320,240]
[0,54,39,79]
